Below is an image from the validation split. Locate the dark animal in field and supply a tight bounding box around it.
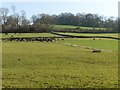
[18,58,20,60]
[93,37,95,40]
[19,38,23,41]
[92,49,101,53]
[5,32,8,35]
[10,38,13,41]
[61,39,64,40]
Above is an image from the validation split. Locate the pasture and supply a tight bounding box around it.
[2,33,118,88]
[53,25,107,30]
[59,38,118,51]
[1,33,59,38]
[57,32,119,38]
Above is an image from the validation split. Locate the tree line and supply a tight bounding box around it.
[0,5,118,33]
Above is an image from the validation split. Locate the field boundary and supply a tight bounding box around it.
[51,32,120,40]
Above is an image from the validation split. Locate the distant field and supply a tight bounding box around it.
[53,25,107,30]
[2,42,118,88]
[1,32,118,39]
[57,32,119,38]
[58,38,118,51]
[1,33,119,51]
[1,33,59,38]
[2,32,118,88]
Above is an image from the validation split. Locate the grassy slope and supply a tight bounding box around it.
[58,32,119,38]
[1,33,118,51]
[53,25,107,30]
[1,33,59,38]
[1,33,119,39]
[58,38,118,51]
[2,42,118,88]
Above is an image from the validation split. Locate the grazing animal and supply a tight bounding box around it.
[93,38,95,40]
[92,49,101,53]
[18,58,20,60]
[5,32,8,35]
[11,35,13,37]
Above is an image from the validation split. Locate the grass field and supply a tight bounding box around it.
[1,33,119,39]
[58,38,118,51]
[2,32,119,88]
[53,25,107,30]
[1,33,59,38]
[57,32,119,38]
[2,37,118,88]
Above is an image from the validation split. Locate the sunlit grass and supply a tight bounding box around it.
[1,33,59,38]
[57,32,119,38]
[58,38,118,51]
[2,42,118,88]
[53,25,107,30]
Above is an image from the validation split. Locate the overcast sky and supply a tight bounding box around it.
[0,0,119,19]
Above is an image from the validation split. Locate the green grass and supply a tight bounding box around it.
[53,25,77,30]
[2,41,118,88]
[53,25,107,30]
[58,38,118,51]
[57,32,119,38]
[1,33,59,38]
[1,33,119,39]
[0,34,2,38]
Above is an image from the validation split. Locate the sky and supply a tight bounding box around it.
[118,1,120,18]
[0,0,119,19]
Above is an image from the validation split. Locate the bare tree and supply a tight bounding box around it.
[20,10,27,25]
[15,13,20,26]
[0,8,9,25]
[0,15,2,25]
[34,14,54,32]
[11,5,16,15]
[7,16,13,26]
[31,15,37,24]
[11,5,20,26]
